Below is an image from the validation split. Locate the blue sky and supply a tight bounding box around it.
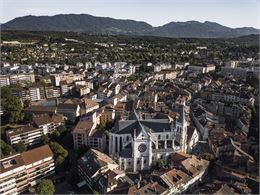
[1,0,259,28]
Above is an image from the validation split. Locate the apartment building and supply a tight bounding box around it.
[29,87,41,101]
[6,114,63,146]
[0,145,55,195]
[9,74,35,86]
[78,149,125,193]
[12,87,30,102]
[0,75,10,87]
[84,98,99,114]
[60,83,74,96]
[12,87,45,102]
[99,108,115,126]
[72,121,106,151]
[51,72,83,86]
[188,64,215,73]
[45,86,61,98]
[57,103,81,122]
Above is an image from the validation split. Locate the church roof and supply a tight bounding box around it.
[112,118,171,137]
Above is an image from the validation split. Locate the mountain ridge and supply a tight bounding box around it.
[2,14,259,38]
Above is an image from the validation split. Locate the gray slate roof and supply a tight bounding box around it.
[112,118,171,137]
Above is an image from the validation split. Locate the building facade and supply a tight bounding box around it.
[109,107,188,172]
[0,145,55,195]
[6,114,63,146]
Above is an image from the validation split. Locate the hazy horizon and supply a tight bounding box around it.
[1,0,260,28]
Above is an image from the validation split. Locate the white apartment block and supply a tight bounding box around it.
[0,145,55,195]
[29,87,41,101]
[6,114,63,146]
[0,76,10,87]
[9,74,35,85]
[51,72,83,86]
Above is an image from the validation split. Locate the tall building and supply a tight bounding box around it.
[0,145,55,195]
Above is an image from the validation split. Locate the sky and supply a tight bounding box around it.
[1,0,260,28]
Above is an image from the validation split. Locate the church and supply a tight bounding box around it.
[109,105,188,172]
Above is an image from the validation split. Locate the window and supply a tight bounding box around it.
[166,134,169,139]
[144,159,146,164]
[158,135,161,140]
[126,136,129,141]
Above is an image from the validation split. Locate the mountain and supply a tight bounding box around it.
[2,14,153,35]
[2,14,259,38]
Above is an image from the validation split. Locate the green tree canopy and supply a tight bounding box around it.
[40,134,50,145]
[23,99,31,108]
[1,139,15,157]
[1,86,12,98]
[50,130,61,141]
[156,159,166,169]
[49,142,68,166]
[14,141,27,153]
[3,96,24,123]
[57,125,67,134]
[36,179,55,195]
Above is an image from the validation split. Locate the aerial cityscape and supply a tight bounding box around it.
[0,0,259,194]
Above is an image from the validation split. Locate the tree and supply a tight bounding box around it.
[50,130,61,141]
[40,134,50,145]
[49,142,68,166]
[1,140,15,157]
[15,141,27,153]
[156,159,166,169]
[24,112,34,122]
[36,179,55,195]
[23,99,31,108]
[1,86,12,98]
[57,125,67,134]
[204,153,215,161]
[3,96,24,123]
[40,80,47,87]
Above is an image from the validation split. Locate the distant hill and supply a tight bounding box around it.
[2,14,259,38]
